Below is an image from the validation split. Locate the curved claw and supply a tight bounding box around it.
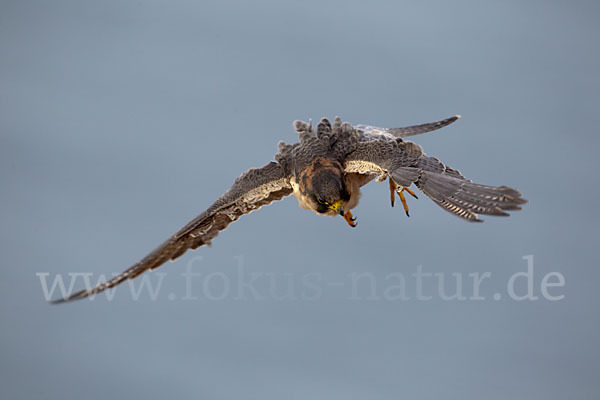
[389,177,417,218]
[397,189,410,217]
[343,210,357,227]
[402,186,419,199]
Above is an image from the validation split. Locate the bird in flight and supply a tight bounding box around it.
[52,115,526,303]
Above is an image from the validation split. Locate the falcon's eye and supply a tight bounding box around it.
[317,198,328,206]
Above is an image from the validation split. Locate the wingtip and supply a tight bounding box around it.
[49,289,89,305]
[454,114,462,119]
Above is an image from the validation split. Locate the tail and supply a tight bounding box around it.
[415,156,527,222]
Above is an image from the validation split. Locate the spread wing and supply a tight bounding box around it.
[355,115,461,139]
[52,161,292,303]
[344,119,527,222]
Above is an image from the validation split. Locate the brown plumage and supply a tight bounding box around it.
[52,115,526,303]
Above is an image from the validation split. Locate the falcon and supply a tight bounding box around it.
[52,115,527,303]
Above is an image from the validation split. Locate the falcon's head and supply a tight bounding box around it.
[299,159,351,217]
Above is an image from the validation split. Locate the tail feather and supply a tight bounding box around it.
[415,158,527,222]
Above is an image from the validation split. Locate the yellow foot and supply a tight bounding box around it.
[389,178,397,207]
[343,210,357,228]
[389,178,418,217]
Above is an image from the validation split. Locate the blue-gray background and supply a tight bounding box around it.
[1,1,599,399]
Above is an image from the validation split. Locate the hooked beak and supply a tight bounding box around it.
[328,200,344,216]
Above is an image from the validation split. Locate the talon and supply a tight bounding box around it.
[404,186,418,199]
[389,178,418,217]
[396,186,419,217]
[389,178,397,207]
[398,189,410,217]
[343,210,357,227]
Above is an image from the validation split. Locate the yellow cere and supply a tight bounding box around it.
[328,200,344,211]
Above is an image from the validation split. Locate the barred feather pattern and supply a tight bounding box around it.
[415,156,527,222]
[344,135,527,222]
